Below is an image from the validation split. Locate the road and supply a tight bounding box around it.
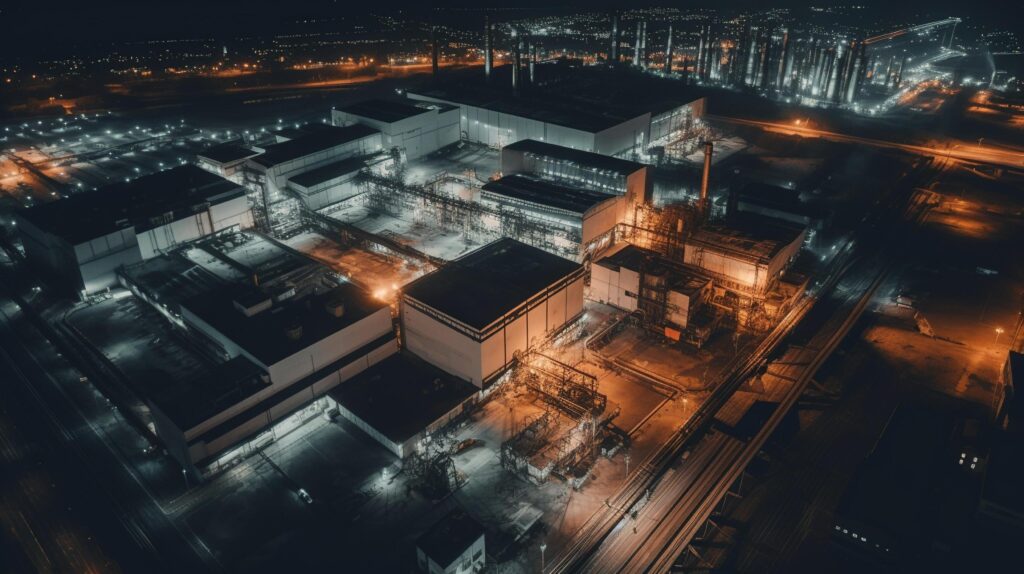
[0,259,220,572]
[708,115,1024,169]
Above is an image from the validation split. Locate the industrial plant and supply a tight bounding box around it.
[1,3,1022,574]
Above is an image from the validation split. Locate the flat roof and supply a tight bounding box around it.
[19,165,245,244]
[504,139,647,176]
[417,510,485,569]
[481,174,615,215]
[403,238,583,331]
[182,282,387,366]
[688,213,806,264]
[336,98,432,123]
[287,155,370,189]
[595,243,658,272]
[597,243,710,295]
[410,87,644,133]
[329,353,477,446]
[197,142,259,165]
[250,125,379,168]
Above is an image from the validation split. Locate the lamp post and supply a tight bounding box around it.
[540,542,547,572]
[182,468,189,491]
[995,327,1005,345]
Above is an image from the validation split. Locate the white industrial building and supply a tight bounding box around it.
[684,214,807,296]
[196,143,260,183]
[416,510,486,574]
[115,231,397,475]
[500,138,652,202]
[591,244,712,330]
[244,124,383,210]
[479,174,632,261]
[331,98,460,160]
[407,88,650,156]
[327,353,478,458]
[17,165,252,297]
[402,238,585,388]
[285,155,373,211]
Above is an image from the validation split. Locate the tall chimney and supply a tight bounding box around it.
[664,25,673,74]
[640,21,647,67]
[529,41,536,84]
[633,21,642,66]
[484,16,493,81]
[700,141,713,220]
[431,26,439,76]
[512,29,521,95]
[610,11,620,63]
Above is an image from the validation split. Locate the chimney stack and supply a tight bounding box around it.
[664,25,674,74]
[484,16,493,81]
[512,29,521,95]
[700,141,713,221]
[633,21,642,66]
[431,26,439,76]
[610,11,620,63]
[529,41,536,84]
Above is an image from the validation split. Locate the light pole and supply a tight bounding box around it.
[995,327,1005,346]
[182,468,189,491]
[624,453,631,482]
[540,542,547,572]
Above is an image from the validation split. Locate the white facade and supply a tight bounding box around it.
[590,258,640,311]
[403,274,585,387]
[684,228,805,295]
[331,103,460,160]
[408,92,650,156]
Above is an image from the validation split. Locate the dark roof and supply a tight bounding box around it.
[250,125,379,168]
[287,155,370,188]
[481,174,616,215]
[181,282,387,366]
[18,165,245,244]
[403,238,583,331]
[197,142,259,164]
[417,510,485,568]
[329,353,477,446]
[690,213,806,264]
[504,139,647,176]
[597,244,710,294]
[336,98,432,123]
[410,87,643,133]
[595,243,658,272]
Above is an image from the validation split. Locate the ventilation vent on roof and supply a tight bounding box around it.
[324,299,346,318]
[284,323,304,341]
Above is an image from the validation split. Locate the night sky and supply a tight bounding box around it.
[0,0,1005,57]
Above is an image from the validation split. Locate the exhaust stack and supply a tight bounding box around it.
[700,141,713,220]
[512,29,521,95]
[664,25,673,74]
[610,11,620,63]
[484,16,493,81]
[431,26,439,76]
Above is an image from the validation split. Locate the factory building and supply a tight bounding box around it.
[479,174,631,261]
[243,124,382,228]
[500,139,652,203]
[17,165,252,297]
[731,182,826,230]
[591,243,712,333]
[407,88,650,156]
[684,214,806,296]
[116,230,397,475]
[285,155,376,211]
[196,143,260,183]
[331,98,460,161]
[416,510,486,574]
[327,353,478,458]
[401,238,585,388]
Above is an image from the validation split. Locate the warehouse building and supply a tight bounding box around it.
[331,98,460,161]
[285,155,375,211]
[416,510,486,574]
[480,174,632,261]
[407,88,650,156]
[684,214,806,296]
[500,138,652,203]
[116,230,397,475]
[328,353,478,458]
[17,165,252,297]
[402,238,585,387]
[243,124,382,218]
[196,142,260,183]
[591,243,712,332]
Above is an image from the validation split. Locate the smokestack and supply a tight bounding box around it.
[700,141,713,220]
[529,42,536,84]
[640,21,647,67]
[664,25,673,74]
[512,29,521,95]
[610,11,620,63]
[484,16,493,81]
[431,26,439,76]
[633,21,642,66]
